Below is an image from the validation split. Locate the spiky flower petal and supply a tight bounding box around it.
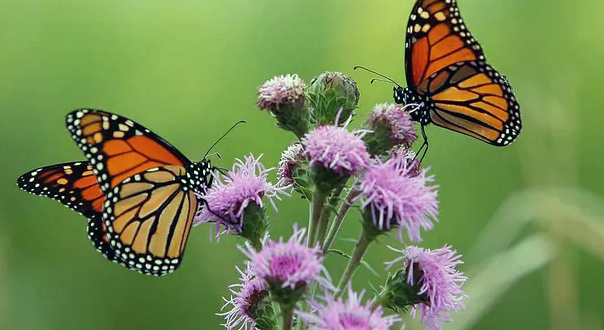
[353,151,438,242]
[299,286,401,330]
[386,245,468,330]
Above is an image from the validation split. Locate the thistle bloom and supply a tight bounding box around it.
[353,152,438,242]
[363,103,417,154]
[389,146,421,177]
[219,265,271,330]
[241,225,333,292]
[257,74,309,137]
[299,286,401,330]
[276,142,305,188]
[386,245,468,330]
[257,74,306,111]
[195,154,287,239]
[302,125,370,177]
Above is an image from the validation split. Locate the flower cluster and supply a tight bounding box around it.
[193,72,468,330]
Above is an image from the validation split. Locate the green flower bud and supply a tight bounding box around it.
[239,202,269,250]
[375,269,426,314]
[307,71,360,125]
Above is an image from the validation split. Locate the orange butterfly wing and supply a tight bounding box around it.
[17,162,116,262]
[65,109,207,276]
[66,109,190,192]
[103,166,199,274]
[404,0,521,145]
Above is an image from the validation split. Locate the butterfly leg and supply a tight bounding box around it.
[415,124,429,162]
[198,197,232,224]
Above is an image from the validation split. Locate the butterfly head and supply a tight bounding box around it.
[393,87,427,123]
[393,86,420,105]
[188,160,216,194]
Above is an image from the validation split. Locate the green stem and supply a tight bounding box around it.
[281,306,294,330]
[335,231,373,299]
[308,189,328,247]
[315,184,346,247]
[323,189,361,253]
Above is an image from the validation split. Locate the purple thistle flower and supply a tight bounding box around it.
[299,285,401,330]
[389,146,421,177]
[195,154,288,238]
[219,264,270,330]
[257,74,306,111]
[302,125,371,176]
[353,151,438,242]
[386,245,468,330]
[241,225,333,291]
[366,103,417,146]
[276,142,305,188]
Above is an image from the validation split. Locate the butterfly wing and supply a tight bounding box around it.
[404,0,521,145]
[404,0,484,89]
[17,162,117,261]
[65,109,206,276]
[65,109,192,193]
[101,165,199,276]
[426,61,521,145]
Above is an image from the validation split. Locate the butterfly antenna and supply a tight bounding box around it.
[370,78,397,85]
[353,66,402,88]
[204,120,246,159]
[206,152,222,159]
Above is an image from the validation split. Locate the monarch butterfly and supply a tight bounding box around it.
[358,0,521,158]
[17,109,216,276]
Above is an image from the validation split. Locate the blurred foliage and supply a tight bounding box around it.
[1,0,604,330]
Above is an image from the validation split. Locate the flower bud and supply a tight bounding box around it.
[276,142,313,200]
[307,71,360,125]
[363,103,417,155]
[257,74,310,138]
[219,265,276,330]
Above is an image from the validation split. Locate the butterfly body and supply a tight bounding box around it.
[395,0,521,148]
[18,109,216,276]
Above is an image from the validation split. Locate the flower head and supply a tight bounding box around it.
[241,225,333,295]
[299,286,401,330]
[219,265,273,330]
[195,154,288,241]
[389,146,421,177]
[385,245,468,330]
[363,103,417,155]
[257,74,306,111]
[353,151,438,242]
[276,142,306,188]
[257,74,310,137]
[302,125,370,177]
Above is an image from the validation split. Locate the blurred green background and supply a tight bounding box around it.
[1,0,603,329]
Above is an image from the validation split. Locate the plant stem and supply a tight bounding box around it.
[323,189,361,253]
[315,184,346,247]
[308,189,328,247]
[335,231,372,298]
[281,306,294,330]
